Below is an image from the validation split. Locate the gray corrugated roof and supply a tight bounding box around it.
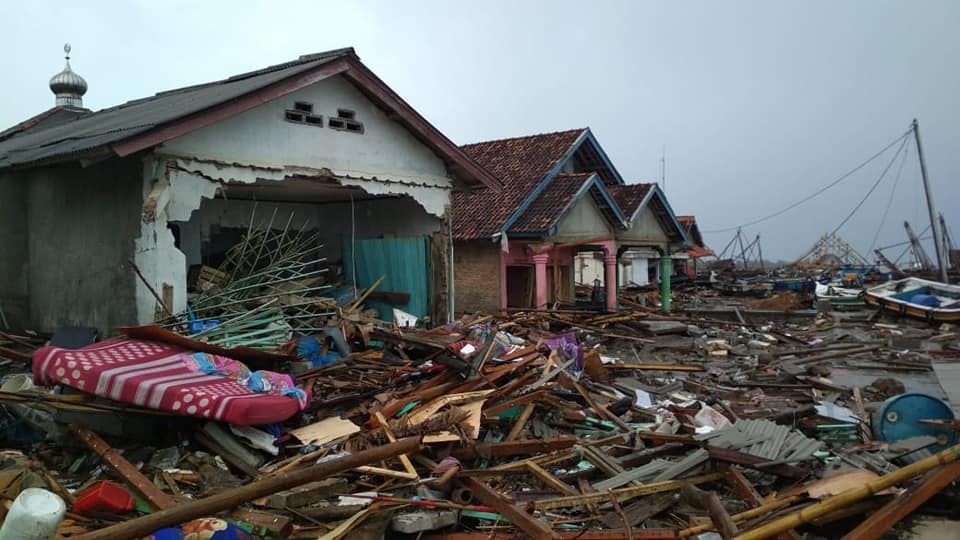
[0,49,353,169]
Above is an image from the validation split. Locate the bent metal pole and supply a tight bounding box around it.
[78,436,423,540]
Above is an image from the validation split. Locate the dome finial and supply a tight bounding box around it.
[49,43,87,108]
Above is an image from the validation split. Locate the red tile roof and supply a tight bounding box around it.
[607,183,654,219]
[453,129,586,240]
[688,245,715,259]
[509,173,594,233]
[677,215,706,247]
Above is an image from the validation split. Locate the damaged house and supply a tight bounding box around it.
[0,47,499,334]
[452,128,688,314]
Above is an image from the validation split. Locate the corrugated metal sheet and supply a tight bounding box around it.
[592,459,672,491]
[697,419,823,461]
[0,50,350,168]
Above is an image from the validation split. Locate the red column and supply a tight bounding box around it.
[533,253,549,310]
[604,252,618,312]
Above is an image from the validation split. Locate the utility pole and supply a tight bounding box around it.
[756,235,765,272]
[912,119,949,282]
[660,146,666,194]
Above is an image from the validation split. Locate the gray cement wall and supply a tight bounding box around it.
[0,172,29,325]
[26,159,142,333]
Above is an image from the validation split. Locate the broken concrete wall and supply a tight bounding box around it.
[134,158,219,324]
[26,160,141,333]
[156,74,454,217]
[126,73,462,323]
[0,172,29,325]
[174,196,442,270]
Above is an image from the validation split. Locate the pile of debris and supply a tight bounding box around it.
[1,276,960,539]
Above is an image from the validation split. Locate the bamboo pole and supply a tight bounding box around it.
[735,442,960,540]
[679,495,803,537]
[77,437,421,540]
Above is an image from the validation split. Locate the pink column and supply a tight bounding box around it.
[604,252,618,312]
[532,253,550,310]
[499,251,508,314]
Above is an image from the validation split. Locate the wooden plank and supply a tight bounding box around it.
[599,492,677,529]
[526,462,578,496]
[506,403,535,441]
[725,469,800,540]
[606,364,704,372]
[374,411,418,478]
[460,477,559,540]
[485,390,548,418]
[451,437,578,461]
[705,446,807,479]
[681,484,737,539]
[71,424,177,511]
[842,461,960,540]
[532,473,726,511]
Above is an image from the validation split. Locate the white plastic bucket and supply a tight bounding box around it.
[0,488,65,540]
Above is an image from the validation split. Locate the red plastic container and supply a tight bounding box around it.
[72,481,135,515]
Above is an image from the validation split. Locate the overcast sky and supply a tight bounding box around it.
[2,0,958,261]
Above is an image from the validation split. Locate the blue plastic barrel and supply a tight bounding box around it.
[873,393,957,452]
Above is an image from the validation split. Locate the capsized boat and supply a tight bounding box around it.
[814,282,865,308]
[864,277,960,322]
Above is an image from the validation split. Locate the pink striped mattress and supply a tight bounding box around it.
[32,338,306,426]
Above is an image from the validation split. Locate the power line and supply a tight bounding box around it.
[828,133,909,237]
[702,127,913,234]
[869,138,911,253]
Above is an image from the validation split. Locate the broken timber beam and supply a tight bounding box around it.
[532,472,725,511]
[841,461,960,540]
[679,495,804,538]
[734,442,960,540]
[681,484,737,539]
[606,364,705,372]
[459,477,559,540]
[77,437,422,540]
[424,531,678,540]
[71,424,177,511]
[526,462,578,496]
[450,437,577,461]
[706,446,807,480]
[724,469,800,540]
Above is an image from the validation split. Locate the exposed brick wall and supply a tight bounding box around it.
[454,240,500,314]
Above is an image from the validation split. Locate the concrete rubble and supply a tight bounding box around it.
[1,259,959,540]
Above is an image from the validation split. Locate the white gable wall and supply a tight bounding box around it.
[160,75,451,186]
[618,206,670,246]
[553,196,613,241]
